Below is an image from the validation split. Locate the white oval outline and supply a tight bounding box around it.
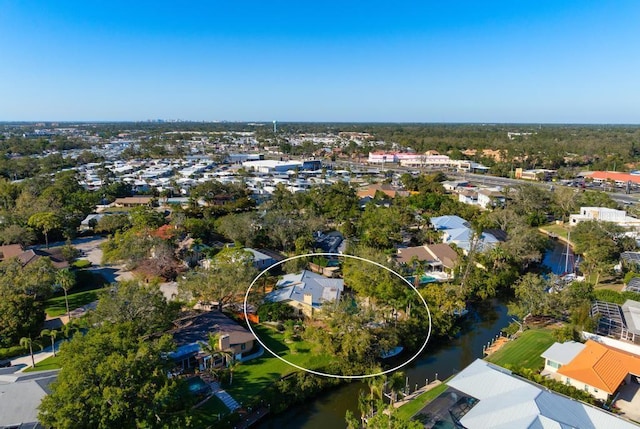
[243,252,432,379]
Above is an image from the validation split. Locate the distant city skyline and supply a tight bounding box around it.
[1,1,639,123]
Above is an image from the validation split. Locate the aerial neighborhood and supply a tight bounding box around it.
[2,122,640,428]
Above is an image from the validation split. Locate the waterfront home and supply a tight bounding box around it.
[265,270,344,318]
[422,358,639,428]
[168,311,258,372]
[541,339,640,401]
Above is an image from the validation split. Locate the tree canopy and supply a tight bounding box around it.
[38,323,192,429]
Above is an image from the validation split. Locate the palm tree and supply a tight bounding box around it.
[62,321,78,342]
[387,371,406,405]
[40,329,58,357]
[56,269,76,322]
[20,336,38,368]
[199,332,234,374]
[227,359,240,386]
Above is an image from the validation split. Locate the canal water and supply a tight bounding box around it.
[256,299,511,429]
[541,238,576,275]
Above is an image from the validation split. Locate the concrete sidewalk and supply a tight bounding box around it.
[10,341,62,372]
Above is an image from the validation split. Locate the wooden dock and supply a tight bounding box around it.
[483,336,509,356]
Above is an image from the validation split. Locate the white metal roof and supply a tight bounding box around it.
[541,341,586,365]
[447,359,638,429]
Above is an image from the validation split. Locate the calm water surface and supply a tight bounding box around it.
[257,299,511,429]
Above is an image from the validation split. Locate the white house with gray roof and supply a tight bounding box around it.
[265,270,344,317]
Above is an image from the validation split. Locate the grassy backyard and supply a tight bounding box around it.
[225,324,335,405]
[189,395,232,426]
[396,382,449,421]
[539,223,572,242]
[485,328,555,370]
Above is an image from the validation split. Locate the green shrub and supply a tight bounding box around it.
[594,289,639,305]
[0,345,29,360]
[257,302,296,322]
[72,259,92,269]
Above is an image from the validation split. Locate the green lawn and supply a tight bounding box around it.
[45,289,101,317]
[485,328,555,370]
[23,354,62,372]
[45,270,108,317]
[539,223,572,242]
[225,324,336,405]
[189,395,231,425]
[396,382,449,421]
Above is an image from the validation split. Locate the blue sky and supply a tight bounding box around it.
[1,1,639,123]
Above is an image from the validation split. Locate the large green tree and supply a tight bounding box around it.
[0,257,56,346]
[179,247,258,309]
[91,280,179,336]
[571,220,634,285]
[38,323,191,429]
[28,211,62,248]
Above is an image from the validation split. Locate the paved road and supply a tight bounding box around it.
[333,160,639,205]
[30,235,134,283]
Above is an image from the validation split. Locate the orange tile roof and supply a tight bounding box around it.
[557,340,640,394]
[590,171,640,185]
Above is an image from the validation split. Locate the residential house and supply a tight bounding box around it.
[356,183,408,199]
[591,299,640,344]
[458,188,478,205]
[621,251,640,270]
[624,277,640,293]
[430,215,470,231]
[542,339,640,401]
[313,230,345,254]
[0,244,24,261]
[433,358,638,428]
[441,180,468,192]
[396,243,459,280]
[113,196,154,207]
[430,215,500,254]
[79,213,105,230]
[245,248,278,270]
[569,207,640,228]
[168,311,259,372]
[0,244,69,269]
[0,366,59,429]
[265,270,344,318]
[477,188,505,209]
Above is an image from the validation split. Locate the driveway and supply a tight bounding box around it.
[614,381,640,422]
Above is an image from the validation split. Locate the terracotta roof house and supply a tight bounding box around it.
[542,339,640,400]
[265,270,344,318]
